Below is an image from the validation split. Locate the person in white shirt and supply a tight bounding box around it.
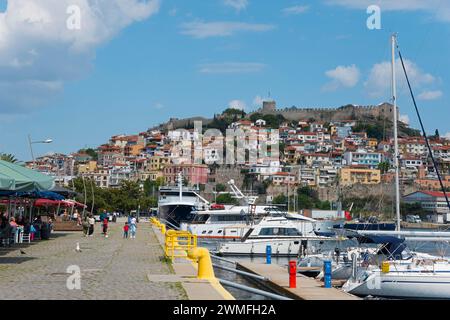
[130,217,137,239]
[88,215,95,236]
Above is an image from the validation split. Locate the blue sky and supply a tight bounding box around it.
[1,0,450,161]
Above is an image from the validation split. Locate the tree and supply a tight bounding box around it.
[435,129,440,139]
[78,148,98,161]
[0,153,18,163]
[272,194,287,205]
[216,193,238,205]
[377,161,390,174]
[215,183,227,192]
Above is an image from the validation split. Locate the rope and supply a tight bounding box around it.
[397,45,450,218]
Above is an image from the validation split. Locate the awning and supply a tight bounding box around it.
[0,172,15,190]
[0,160,55,192]
[34,199,61,207]
[0,190,64,200]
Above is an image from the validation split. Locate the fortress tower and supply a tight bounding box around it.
[262,100,276,113]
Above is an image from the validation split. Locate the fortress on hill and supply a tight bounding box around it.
[256,100,397,122]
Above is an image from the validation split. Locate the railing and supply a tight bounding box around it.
[165,230,198,261]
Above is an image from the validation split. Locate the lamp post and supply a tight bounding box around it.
[28,135,53,169]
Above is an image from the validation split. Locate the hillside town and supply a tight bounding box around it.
[25,100,450,223]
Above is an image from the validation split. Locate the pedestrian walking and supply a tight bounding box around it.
[130,216,137,239]
[82,216,89,237]
[88,215,95,236]
[102,217,109,238]
[123,222,129,239]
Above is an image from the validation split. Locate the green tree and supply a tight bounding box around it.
[0,153,18,163]
[435,129,440,139]
[78,148,98,161]
[215,183,227,192]
[216,193,238,205]
[377,161,390,174]
[272,194,287,205]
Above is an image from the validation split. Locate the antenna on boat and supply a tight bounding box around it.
[391,33,401,232]
[178,172,183,202]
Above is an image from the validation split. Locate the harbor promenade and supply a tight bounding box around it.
[0,219,185,300]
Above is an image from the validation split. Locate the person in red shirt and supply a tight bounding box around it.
[123,222,129,239]
[102,218,108,238]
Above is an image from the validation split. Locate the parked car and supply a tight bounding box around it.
[406,215,422,223]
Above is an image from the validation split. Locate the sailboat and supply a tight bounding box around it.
[342,34,450,299]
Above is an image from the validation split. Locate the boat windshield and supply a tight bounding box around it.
[258,227,302,236]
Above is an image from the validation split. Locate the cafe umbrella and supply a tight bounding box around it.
[0,160,55,192]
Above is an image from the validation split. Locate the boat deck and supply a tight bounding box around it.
[237,262,360,300]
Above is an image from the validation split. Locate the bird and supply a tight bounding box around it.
[76,242,81,252]
[20,250,26,255]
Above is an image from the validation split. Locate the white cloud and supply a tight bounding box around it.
[169,7,178,16]
[224,0,248,12]
[253,95,265,107]
[326,0,450,22]
[198,62,266,74]
[154,102,165,110]
[0,0,160,114]
[282,5,309,15]
[228,99,247,110]
[399,114,410,124]
[323,64,360,91]
[365,58,435,98]
[418,90,443,101]
[444,132,450,141]
[180,21,275,39]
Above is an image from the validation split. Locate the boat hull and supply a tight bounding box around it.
[344,271,450,299]
[218,238,330,257]
[158,204,196,227]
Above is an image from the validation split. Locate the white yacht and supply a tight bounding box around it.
[181,206,319,240]
[217,216,333,256]
[158,173,209,228]
[342,256,450,299]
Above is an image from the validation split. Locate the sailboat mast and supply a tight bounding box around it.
[391,34,401,231]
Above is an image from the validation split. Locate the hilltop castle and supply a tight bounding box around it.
[256,100,397,122]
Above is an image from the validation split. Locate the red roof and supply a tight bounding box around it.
[421,191,449,197]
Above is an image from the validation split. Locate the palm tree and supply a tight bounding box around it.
[0,153,18,163]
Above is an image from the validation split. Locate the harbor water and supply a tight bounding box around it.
[200,229,450,300]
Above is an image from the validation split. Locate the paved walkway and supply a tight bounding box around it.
[0,219,186,300]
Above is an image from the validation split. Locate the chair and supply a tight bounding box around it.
[21,233,31,243]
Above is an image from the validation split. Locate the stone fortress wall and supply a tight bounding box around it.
[257,100,396,122]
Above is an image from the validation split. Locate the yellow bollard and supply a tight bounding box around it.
[161,224,166,235]
[381,261,390,273]
[188,247,215,280]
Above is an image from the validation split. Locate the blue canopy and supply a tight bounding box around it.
[0,190,65,200]
[353,234,406,260]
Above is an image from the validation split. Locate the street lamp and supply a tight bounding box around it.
[28,134,53,169]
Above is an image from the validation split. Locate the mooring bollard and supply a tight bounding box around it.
[266,245,272,264]
[289,261,297,288]
[324,260,332,288]
[188,247,215,280]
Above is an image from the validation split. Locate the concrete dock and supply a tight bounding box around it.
[237,262,360,300]
[151,225,234,300]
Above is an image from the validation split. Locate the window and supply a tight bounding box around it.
[286,228,301,236]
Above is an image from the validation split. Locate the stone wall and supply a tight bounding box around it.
[256,102,396,122]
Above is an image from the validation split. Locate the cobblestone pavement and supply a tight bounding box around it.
[0,219,185,300]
